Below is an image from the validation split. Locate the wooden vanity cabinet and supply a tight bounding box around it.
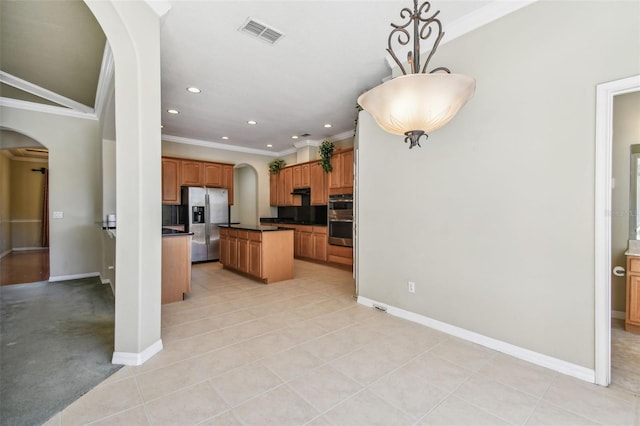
[162,158,180,204]
[626,255,640,333]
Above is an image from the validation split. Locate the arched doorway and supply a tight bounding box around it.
[232,164,259,225]
[0,128,49,285]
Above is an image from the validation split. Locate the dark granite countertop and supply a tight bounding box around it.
[161,228,193,237]
[259,218,327,226]
[219,224,293,232]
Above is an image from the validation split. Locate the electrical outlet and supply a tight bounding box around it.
[408,281,415,293]
[53,211,64,219]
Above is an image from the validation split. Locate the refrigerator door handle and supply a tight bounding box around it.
[204,192,210,241]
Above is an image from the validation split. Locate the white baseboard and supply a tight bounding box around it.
[357,296,595,384]
[0,249,11,259]
[13,247,47,252]
[112,339,163,366]
[612,310,626,320]
[48,272,100,282]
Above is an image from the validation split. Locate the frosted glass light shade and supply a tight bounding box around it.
[357,73,476,136]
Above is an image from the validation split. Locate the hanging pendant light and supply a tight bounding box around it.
[357,0,476,149]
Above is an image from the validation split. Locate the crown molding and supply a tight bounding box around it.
[94,42,115,119]
[293,129,355,149]
[385,0,538,69]
[0,71,95,114]
[0,97,98,120]
[162,134,297,158]
[293,139,318,149]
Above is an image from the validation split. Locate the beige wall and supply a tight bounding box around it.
[0,107,103,279]
[9,159,46,249]
[612,92,640,312]
[0,153,11,255]
[357,0,639,370]
[234,166,258,225]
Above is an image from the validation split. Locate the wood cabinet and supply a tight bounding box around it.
[181,160,203,186]
[220,227,294,283]
[310,162,327,206]
[204,162,223,187]
[161,234,191,304]
[278,224,327,262]
[293,164,310,189]
[276,167,300,206]
[162,158,180,205]
[161,157,234,205]
[271,161,326,206]
[328,148,354,195]
[223,165,234,205]
[270,173,278,206]
[328,244,353,267]
[627,255,640,333]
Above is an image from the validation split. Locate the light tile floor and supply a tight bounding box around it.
[45,261,640,425]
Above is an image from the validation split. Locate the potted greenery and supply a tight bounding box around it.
[319,140,335,172]
[268,159,286,174]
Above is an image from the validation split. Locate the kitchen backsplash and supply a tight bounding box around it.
[277,205,327,225]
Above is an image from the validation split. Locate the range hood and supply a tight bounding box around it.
[291,188,310,195]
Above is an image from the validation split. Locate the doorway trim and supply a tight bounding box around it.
[595,74,640,386]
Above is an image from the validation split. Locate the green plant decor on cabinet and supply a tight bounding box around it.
[319,140,335,172]
[268,159,286,174]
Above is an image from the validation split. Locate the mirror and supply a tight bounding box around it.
[630,144,640,240]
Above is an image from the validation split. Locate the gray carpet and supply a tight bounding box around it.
[0,277,122,426]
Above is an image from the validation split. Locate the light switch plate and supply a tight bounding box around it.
[53,211,63,219]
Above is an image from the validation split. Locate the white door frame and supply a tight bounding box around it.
[594,74,640,386]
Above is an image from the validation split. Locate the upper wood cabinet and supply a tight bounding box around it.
[204,163,223,187]
[162,157,234,204]
[162,158,181,205]
[310,162,327,206]
[329,148,354,195]
[278,167,300,206]
[293,164,310,189]
[180,160,203,186]
[270,173,278,206]
[223,165,234,205]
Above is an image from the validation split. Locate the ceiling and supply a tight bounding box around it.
[1,0,518,156]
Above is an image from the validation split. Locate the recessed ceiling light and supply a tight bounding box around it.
[167,109,179,114]
[221,136,229,140]
[323,123,332,128]
[291,135,299,139]
[247,120,257,125]
[267,144,273,148]
[186,87,201,93]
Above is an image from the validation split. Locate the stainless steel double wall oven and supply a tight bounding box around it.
[328,194,353,247]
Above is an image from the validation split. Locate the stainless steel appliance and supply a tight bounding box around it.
[328,194,353,247]
[182,187,229,262]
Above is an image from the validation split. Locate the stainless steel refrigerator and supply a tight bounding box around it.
[182,187,229,262]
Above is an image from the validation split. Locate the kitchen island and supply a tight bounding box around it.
[219,224,294,283]
[162,228,193,303]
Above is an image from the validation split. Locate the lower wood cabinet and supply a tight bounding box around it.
[220,227,293,283]
[161,234,191,304]
[627,255,640,333]
[328,244,353,267]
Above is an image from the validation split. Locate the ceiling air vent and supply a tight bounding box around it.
[239,18,283,45]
